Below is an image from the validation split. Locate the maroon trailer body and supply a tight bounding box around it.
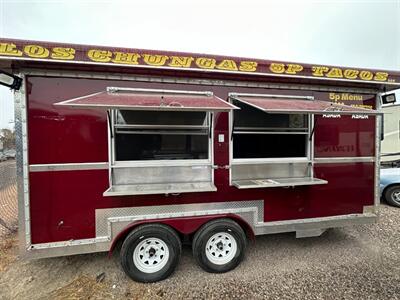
[1,38,400,282]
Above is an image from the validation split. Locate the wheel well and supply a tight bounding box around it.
[108,214,255,257]
[224,215,256,242]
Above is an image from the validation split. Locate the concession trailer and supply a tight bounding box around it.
[1,38,400,282]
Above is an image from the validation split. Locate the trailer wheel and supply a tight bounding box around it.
[192,218,247,273]
[120,224,181,283]
[384,185,400,208]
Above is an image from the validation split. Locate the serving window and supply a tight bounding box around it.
[54,87,238,196]
[230,94,326,189]
[233,100,309,159]
[229,93,380,189]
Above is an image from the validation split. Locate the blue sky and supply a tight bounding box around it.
[0,0,399,129]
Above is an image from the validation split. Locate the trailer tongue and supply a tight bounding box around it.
[1,38,399,282]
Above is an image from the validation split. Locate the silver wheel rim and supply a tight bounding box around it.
[392,189,400,204]
[205,231,237,265]
[133,237,169,273]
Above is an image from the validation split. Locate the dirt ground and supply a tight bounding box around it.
[0,204,399,300]
[0,160,17,238]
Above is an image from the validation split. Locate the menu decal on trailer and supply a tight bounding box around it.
[0,41,395,83]
[328,93,373,109]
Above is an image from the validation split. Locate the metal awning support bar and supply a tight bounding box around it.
[230,93,314,100]
[106,111,113,138]
[107,87,213,96]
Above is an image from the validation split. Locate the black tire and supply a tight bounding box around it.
[192,218,247,273]
[120,224,181,283]
[384,185,400,208]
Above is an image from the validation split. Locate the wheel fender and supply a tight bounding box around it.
[108,213,255,257]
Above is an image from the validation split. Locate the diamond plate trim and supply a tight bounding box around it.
[95,200,264,239]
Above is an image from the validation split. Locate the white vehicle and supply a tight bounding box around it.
[4,149,16,159]
[0,153,7,162]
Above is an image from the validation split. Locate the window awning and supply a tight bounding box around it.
[55,87,238,112]
[231,96,380,115]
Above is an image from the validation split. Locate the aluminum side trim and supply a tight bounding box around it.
[375,96,382,211]
[254,213,377,235]
[29,162,109,172]
[314,157,375,164]
[29,237,109,250]
[15,73,31,253]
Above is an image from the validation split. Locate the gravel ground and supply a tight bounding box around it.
[0,160,16,190]
[0,203,399,299]
[0,160,17,237]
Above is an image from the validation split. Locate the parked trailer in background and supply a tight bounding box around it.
[381,100,400,163]
[1,39,400,282]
